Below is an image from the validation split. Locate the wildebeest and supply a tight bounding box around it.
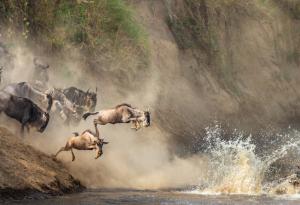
[83,103,151,130]
[49,88,79,122]
[0,91,51,135]
[2,82,78,123]
[55,123,108,161]
[63,87,97,112]
[2,82,52,112]
[33,57,50,89]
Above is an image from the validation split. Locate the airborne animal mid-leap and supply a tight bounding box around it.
[55,122,108,161]
[82,103,150,130]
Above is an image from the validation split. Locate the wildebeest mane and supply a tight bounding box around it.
[115,103,133,109]
[63,87,97,111]
[63,87,87,106]
[82,129,95,136]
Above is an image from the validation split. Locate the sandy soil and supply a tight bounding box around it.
[0,127,84,200]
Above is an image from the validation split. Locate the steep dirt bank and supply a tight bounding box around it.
[0,127,83,200]
[130,0,300,149]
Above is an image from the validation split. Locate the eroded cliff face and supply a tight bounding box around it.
[130,0,300,148]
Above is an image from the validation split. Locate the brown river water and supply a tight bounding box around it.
[5,189,300,205]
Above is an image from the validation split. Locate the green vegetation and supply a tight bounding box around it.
[0,0,147,54]
[0,0,149,87]
[273,0,300,19]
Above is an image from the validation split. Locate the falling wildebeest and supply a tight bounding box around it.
[55,123,108,161]
[82,103,151,130]
[0,91,52,135]
[63,86,97,112]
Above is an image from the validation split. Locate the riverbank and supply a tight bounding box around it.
[0,127,84,201]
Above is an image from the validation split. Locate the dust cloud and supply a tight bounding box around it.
[0,38,211,190]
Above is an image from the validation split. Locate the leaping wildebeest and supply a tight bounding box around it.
[55,123,108,161]
[82,103,151,130]
[0,91,52,135]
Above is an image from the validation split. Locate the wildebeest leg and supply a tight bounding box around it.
[26,125,30,134]
[129,118,140,130]
[71,148,75,161]
[93,122,100,138]
[93,119,105,125]
[20,124,25,137]
[55,146,68,158]
[95,145,102,159]
[21,108,31,137]
[131,120,136,129]
[130,120,139,130]
[136,121,141,130]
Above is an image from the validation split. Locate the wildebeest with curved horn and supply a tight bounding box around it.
[2,82,53,112]
[82,103,151,130]
[2,82,77,123]
[0,91,52,136]
[63,86,97,112]
[55,122,108,161]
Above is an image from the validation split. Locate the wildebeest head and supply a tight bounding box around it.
[141,110,151,127]
[85,88,97,111]
[96,138,109,159]
[31,111,50,133]
[33,57,49,70]
[38,112,50,132]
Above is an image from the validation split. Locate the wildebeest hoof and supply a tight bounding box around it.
[51,155,58,161]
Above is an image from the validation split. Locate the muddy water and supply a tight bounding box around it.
[5,189,300,205]
[6,126,300,204]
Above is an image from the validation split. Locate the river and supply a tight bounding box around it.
[5,189,300,205]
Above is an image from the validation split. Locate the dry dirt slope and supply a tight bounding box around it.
[0,127,83,200]
[131,0,300,148]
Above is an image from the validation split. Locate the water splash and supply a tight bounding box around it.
[190,125,300,195]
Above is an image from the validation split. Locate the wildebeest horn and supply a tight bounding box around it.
[95,87,98,92]
[86,88,90,93]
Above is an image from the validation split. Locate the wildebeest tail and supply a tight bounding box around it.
[82,111,99,120]
[72,132,79,136]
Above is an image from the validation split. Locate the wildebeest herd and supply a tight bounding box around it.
[0,58,151,161]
